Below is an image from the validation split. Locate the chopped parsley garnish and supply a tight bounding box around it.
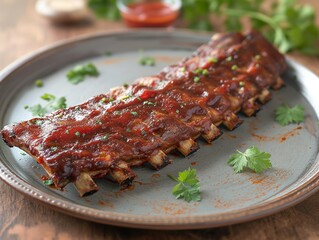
[231,65,238,70]
[194,68,209,76]
[176,110,180,114]
[239,81,245,86]
[227,146,272,173]
[120,95,131,101]
[275,105,305,126]
[194,76,200,83]
[114,110,120,115]
[126,128,132,132]
[99,97,107,104]
[65,130,69,134]
[209,57,218,63]
[255,55,261,60]
[194,68,202,74]
[123,83,129,88]
[226,56,232,61]
[168,168,201,202]
[26,93,67,117]
[43,179,54,186]
[102,134,109,140]
[131,111,138,116]
[202,69,208,75]
[75,131,81,137]
[51,147,58,151]
[139,56,156,66]
[143,101,156,106]
[20,152,26,156]
[67,62,100,85]
[35,79,43,87]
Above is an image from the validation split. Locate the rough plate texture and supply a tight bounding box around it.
[0,30,319,229]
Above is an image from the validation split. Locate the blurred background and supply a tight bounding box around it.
[0,0,318,72]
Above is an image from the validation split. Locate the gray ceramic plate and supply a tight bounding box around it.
[0,30,319,230]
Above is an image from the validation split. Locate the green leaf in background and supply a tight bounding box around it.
[88,0,121,20]
[87,0,319,56]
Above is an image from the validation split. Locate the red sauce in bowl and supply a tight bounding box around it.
[119,2,180,27]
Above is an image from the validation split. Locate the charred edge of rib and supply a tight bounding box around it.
[74,172,99,197]
[222,112,243,130]
[82,189,99,197]
[201,124,223,143]
[148,150,171,170]
[272,77,285,90]
[120,177,134,189]
[177,138,199,157]
[241,98,261,117]
[110,161,136,187]
[258,88,272,104]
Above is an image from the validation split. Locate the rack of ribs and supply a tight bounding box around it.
[1,31,287,196]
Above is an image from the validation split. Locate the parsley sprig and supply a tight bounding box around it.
[67,63,100,85]
[227,146,272,174]
[25,93,67,117]
[275,104,305,126]
[168,168,201,202]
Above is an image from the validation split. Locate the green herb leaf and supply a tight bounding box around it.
[181,0,319,56]
[67,63,100,85]
[139,56,156,66]
[43,179,53,186]
[88,0,121,20]
[28,104,48,117]
[275,104,305,126]
[35,79,43,87]
[26,94,67,117]
[168,168,201,202]
[227,146,272,174]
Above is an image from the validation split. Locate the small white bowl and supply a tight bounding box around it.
[36,0,89,23]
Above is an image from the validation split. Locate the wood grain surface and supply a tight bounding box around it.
[0,0,319,239]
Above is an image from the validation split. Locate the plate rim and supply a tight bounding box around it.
[1,29,319,230]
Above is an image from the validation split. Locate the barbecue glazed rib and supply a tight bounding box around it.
[1,31,287,196]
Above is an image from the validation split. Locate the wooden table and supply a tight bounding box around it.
[0,1,319,239]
